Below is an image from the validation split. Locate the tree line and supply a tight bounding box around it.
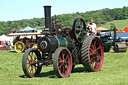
[0,6,128,35]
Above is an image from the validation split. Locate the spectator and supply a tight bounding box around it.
[5,41,12,50]
[87,19,97,36]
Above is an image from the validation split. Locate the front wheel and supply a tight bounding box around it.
[14,41,26,53]
[53,47,72,78]
[104,45,111,52]
[22,48,42,78]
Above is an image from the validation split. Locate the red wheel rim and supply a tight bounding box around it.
[58,49,72,77]
[27,52,38,76]
[89,38,103,71]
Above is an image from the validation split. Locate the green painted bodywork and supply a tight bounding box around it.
[57,36,74,50]
[105,40,113,45]
[66,36,74,50]
[113,42,122,52]
[114,42,121,47]
[58,38,66,47]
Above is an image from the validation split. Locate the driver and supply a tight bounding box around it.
[87,19,97,36]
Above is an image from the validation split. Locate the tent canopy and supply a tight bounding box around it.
[97,27,109,33]
[0,34,13,41]
[20,26,35,31]
[97,27,108,31]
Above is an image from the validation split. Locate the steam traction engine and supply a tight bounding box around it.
[22,6,104,78]
[100,25,127,52]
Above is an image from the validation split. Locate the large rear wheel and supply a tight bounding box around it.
[22,48,42,78]
[53,47,72,78]
[81,36,104,72]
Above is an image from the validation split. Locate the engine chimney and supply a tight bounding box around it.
[44,6,52,30]
[113,25,117,47]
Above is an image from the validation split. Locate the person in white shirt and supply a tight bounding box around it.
[87,19,97,36]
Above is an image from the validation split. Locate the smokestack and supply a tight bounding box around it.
[44,5,52,29]
[113,25,117,47]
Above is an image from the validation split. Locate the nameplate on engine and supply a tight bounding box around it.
[41,28,50,34]
[42,28,50,31]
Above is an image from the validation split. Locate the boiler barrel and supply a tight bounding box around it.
[38,36,74,53]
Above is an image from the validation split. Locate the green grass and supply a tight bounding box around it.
[0,50,128,85]
[102,19,128,30]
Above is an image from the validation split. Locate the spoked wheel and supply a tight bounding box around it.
[22,48,42,78]
[87,25,92,33]
[14,41,26,53]
[104,45,111,52]
[72,18,86,43]
[53,47,72,78]
[81,36,104,72]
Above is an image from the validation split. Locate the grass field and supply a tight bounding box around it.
[0,50,128,85]
[102,19,128,30]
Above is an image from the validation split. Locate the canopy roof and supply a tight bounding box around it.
[0,34,13,41]
[97,27,108,31]
[20,26,35,31]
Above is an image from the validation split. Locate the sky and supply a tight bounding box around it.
[0,0,128,22]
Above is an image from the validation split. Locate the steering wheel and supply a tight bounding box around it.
[87,25,92,32]
[72,18,86,43]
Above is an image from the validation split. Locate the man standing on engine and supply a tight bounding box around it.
[87,19,97,36]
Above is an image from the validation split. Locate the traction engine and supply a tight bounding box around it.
[22,6,104,78]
